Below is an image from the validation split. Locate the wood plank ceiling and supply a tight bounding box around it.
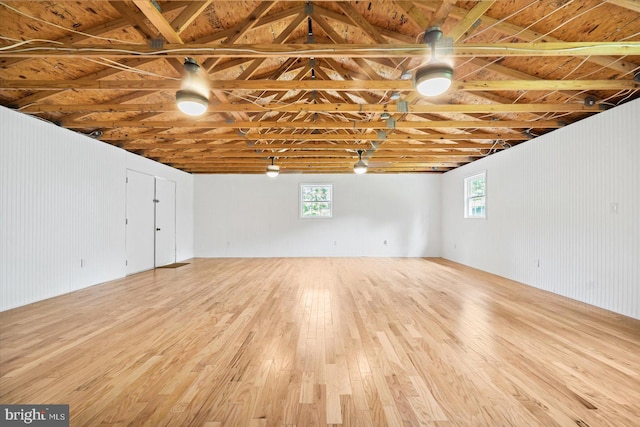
[1,0,639,174]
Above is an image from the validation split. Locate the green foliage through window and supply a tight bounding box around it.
[300,184,333,218]
[464,172,486,218]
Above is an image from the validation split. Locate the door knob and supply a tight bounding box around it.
[156,228,161,231]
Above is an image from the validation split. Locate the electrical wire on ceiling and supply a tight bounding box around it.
[621,29,640,41]
[531,2,605,43]
[0,1,143,45]
[559,56,593,80]
[525,59,640,107]
[569,56,636,82]
[0,35,62,45]
[482,139,502,156]
[3,42,640,56]
[497,0,576,43]
[614,89,638,105]
[84,57,181,80]
[454,56,504,81]
[460,0,539,43]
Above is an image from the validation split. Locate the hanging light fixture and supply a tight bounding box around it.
[353,150,368,174]
[266,157,280,177]
[176,58,209,116]
[415,27,453,97]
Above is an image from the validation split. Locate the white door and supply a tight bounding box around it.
[154,178,176,267]
[125,169,155,274]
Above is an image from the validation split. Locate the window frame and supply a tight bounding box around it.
[299,183,333,219]
[464,171,487,219]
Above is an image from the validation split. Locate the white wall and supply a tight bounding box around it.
[441,99,640,320]
[0,106,194,311]
[195,174,441,257]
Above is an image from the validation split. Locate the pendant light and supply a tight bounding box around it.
[415,27,453,97]
[266,157,280,177]
[353,150,367,174]
[176,58,209,116]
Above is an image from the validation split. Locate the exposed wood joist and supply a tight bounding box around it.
[171,1,215,34]
[4,80,636,91]
[103,132,527,142]
[1,0,638,174]
[72,119,563,130]
[21,103,602,114]
[131,0,184,43]
[120,142,501,151]
[2,42,639,58]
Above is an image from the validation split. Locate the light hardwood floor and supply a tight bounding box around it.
[1,258,639,426]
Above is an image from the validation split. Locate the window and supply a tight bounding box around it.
[300,184,332,218]
[464,172,486,218]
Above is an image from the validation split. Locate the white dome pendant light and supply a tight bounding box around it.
[266,157,280,177]
[353,150,368,174]
[176,58,209,116]
[415,27,453,97]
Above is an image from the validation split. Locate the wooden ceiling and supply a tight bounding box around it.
[1,1,639,174]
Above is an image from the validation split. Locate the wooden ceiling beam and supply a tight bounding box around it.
[249,63,312,124]
[394,1,431,30]
[311,4,415,45]
[180,167,452,172]
[90,119,560,131]
[448,1,496,42]
[604,0,640,13]
[11,2,183,112]
[3,42,638,58]
[430,0,457,28]
[141,150,481,159]
[119,142,501,151]
[202,1,278,73]
[160,156,470,164]
[110,1,159,40]
[120,142,502,151]
[337,3,388,45]
[412,1,637,75]
[12,58,166,108]
[199,5,305,44]
[104,132,526,142]
[0,2,187,69]
[312,12,382,81]
[7,80,636,92]
[235,11,306,81]
[171,0,214,34]
[131,0,184,44]
[468,58,591,102]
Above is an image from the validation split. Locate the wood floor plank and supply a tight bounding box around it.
[1,258,639,426]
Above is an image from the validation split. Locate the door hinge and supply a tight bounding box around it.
[125,260,128,266]
[125,218,128,225]
[153,199,159,203]
[126,177,128,183]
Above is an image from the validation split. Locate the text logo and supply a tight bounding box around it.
[1,405,69,426]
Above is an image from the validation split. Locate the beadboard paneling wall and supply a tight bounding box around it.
[195,174,441,257]
[0,107,193,311]
[441,99,640,320]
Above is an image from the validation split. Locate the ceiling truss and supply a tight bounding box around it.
[0,0,639,174]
